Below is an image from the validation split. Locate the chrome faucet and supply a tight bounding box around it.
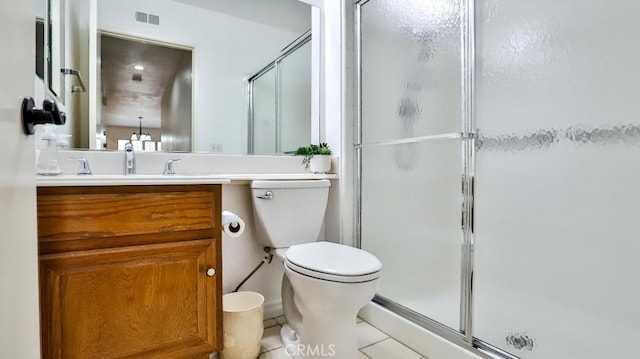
[67,157,92,175]
[124,141,136,175]
[163,159,182,175]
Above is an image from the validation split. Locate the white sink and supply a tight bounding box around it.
[36,174,231,186]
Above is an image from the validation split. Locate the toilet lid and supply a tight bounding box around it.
[285,242,382,282]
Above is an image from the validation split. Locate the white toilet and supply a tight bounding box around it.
[251,180,382,359]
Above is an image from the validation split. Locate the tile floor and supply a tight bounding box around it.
[259,316,427,359]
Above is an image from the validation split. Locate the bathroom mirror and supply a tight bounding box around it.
[46,0,320,154]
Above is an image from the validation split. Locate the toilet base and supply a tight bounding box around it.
[280,324,300,359]
[279,315,359,359]
[282,269,373,359]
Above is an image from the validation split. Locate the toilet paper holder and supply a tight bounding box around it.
[222,211,246,237]
[226,222,242,233]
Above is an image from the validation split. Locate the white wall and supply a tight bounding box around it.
[221,184,285,317]
[314,0,345,244]
[340,0,357,247]
[316,0,342,155]
[36,0,46,18]
[0,0,40,357]
[161,55,192,152]
[98,0,305,153]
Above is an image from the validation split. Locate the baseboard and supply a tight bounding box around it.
[263,298,283,320]
[358,302,483,359]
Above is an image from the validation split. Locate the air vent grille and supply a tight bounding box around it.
[148,14,160,25]
[135,11,159,26]
[135,11,147,23]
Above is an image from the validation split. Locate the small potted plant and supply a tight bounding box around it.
[295,143,332,173]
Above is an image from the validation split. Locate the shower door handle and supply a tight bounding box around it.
[256,191,273,200]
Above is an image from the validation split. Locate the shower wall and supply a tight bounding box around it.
[357,0,640,358]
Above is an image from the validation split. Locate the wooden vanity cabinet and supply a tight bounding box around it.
[37,185,222,359]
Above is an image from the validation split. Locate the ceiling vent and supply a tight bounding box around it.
[132,73,142,82]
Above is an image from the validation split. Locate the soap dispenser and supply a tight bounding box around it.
[36,124,62,175]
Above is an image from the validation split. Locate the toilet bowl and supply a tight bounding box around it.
[280,242,381,359]
[250,180,382,359]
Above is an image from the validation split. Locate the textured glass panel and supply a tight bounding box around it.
[361,140,462,330]
[251,69,276,154]
[474,1,640,357]
[360,0,462,143]
[476,0,640,137]
[279,41,312,153]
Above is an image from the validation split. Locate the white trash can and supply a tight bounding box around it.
[221,291,265,359]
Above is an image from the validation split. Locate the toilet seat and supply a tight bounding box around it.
[285,260,380,283]
[284,241,382,283]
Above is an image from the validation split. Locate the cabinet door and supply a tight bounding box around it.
[39,239,220,359]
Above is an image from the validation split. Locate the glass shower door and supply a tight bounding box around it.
[358,0,466,331]
[249,35,312,154]
[473,0,640,357]
[250,68,277,154]
[279,40,312,153]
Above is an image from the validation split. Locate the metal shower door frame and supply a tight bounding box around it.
[354,0,518,358]
[247,33,312,154]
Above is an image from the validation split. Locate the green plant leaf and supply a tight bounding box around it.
[292,143,331,169]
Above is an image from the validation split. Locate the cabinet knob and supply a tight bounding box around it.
[206,268,216,277]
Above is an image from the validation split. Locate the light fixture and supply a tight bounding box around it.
[132,117,153,142]
[133,65,144,71]
[124,117,156,149]
[129,116,144,141]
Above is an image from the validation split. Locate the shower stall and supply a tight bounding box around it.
[355,0,640,358]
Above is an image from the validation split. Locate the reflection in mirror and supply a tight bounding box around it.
[249,32,312,154]
[81,0,319,154]
[47,0,66,103]
[39,0,90,148]
[98,33,192,152]
[36,18,45,80]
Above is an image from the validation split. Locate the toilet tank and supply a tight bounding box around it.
[251,180,330,248]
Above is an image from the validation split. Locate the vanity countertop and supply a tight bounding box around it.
[223,173,338,184]
[36,173,338,187]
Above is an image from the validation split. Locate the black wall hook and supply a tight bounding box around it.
[21,97,66,135]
